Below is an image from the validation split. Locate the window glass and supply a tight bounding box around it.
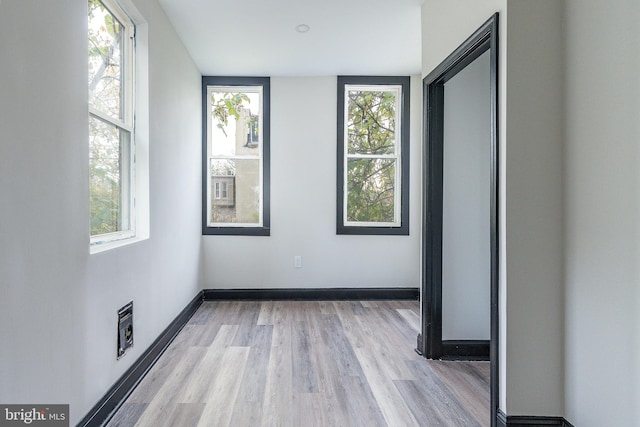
[347,158,396,223]
[347,89,397,156]
[88,0,125,120]
[88,116,131,234]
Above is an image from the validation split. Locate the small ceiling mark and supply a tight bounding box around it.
[295,24,311,33]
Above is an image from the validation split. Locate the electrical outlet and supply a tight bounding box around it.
[294,256,302,268]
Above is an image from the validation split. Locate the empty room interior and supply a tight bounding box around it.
[0,0,639,426]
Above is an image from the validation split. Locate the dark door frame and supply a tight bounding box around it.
[417,13,499,426]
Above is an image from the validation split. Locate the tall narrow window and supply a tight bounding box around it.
[337,76,410,235]
[88,0,136,244]
[202,77,270,235]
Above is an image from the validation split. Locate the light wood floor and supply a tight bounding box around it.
[107,300,489,427]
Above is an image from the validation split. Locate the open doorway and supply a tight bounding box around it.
[417,14,499,427]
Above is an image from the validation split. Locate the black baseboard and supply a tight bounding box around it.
[77,292,203,427]
[202,287,419,301]
[415,333,424,356]
[497,410,508,427]
[441,340,490,361]
[497,410,574,427]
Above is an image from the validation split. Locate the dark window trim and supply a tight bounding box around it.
[336,75,410,235]
[201,76,270,236]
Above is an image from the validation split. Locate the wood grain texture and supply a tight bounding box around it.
[197,346,250,427]
[108,300,489,427]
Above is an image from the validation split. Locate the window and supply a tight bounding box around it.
[88,0,135,244]
[88,0,149,252]
[337,76,410,235]
[202,77,270,235]
[214,182,228,200]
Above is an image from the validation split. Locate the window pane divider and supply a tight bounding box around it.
[346,154,399,159]
[89,107,133,133]
[210,155,261,160]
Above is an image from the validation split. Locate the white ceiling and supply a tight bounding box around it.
[157,0,423,76]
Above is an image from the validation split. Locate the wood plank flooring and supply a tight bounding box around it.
[107,301,489,427]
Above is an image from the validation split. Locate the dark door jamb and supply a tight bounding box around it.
[418,13,500,427]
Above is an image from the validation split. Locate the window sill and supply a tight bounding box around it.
[90,233,148,254]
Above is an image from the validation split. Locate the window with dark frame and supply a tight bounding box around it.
[202,76,270,236]
[337,76,410,235]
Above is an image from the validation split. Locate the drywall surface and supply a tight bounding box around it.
[422,0,505,78]
[442,51,491,341]
[563,0,640,425]
[503,0,564,416]
[202,76,422,289]
[0,0,202,423]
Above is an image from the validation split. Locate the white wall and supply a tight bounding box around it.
[442,51,491,341]
[0,0,202,424]
[202,76,422,289]
[503,0,565,417]
[422,0,505,78]
[563,0,640,425]
[423,0,564,417]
